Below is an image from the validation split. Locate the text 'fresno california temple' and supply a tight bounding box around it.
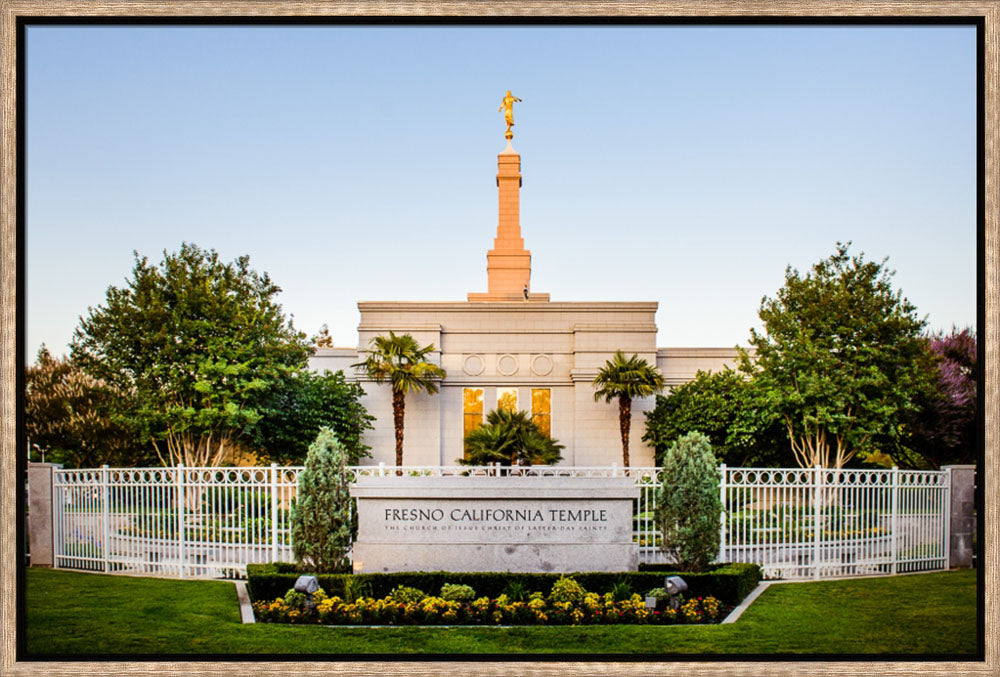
[310,94,738,467]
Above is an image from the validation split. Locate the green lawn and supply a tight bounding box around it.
[23,567,978,656]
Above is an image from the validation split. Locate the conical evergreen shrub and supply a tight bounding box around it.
[291,426,352,573]
[655,431,722,572]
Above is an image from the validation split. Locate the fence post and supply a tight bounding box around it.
[718,464,727,563]
[942,465,976,568]
[176,464,185,579]
[944,467,952,569]
[101,465,110,573]
[890,466,899,575]
[27,463,58,567]
[270,463,279,563]
[813,464,822,579]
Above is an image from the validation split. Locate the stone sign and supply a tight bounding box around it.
[350,475,639,573]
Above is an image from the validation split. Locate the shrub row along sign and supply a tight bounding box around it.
[350,476,639,573]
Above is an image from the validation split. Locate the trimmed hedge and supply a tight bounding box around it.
[639,562,762,604]
[245,562,761,607]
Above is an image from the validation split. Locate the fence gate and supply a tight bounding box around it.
[719,466,951,579]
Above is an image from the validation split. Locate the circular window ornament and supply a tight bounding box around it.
[463,354,485,376]
[496,354,519,376]
[530,354,553,376]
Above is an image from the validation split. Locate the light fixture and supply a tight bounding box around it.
[664,575,688,610]
[294,574,320,609]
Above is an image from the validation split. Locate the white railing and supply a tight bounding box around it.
[51,463,950,580]
[53,465,302,579]
[718,465,950,579]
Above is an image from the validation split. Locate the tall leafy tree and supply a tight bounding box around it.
[592,350,666,468]
[25,346,150,468]
[459,408,564,466]
[71,243,311,467]
[352,331,445,467]
[890,328,977,469]
[739,242,931,469]
[643,368,789,467]
[250,369,374,466]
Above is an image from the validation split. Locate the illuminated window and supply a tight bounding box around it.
[531,388,551,437]
[497,387,518,412]
[463,388,484,454]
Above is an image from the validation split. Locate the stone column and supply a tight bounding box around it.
[27,462,58,567]
[944,465,976,568]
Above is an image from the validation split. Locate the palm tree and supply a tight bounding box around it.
[460,409,564,467]
[592,350,666,468]
[352,332,446,468]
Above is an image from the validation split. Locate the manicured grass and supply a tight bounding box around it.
[24,567,978,656]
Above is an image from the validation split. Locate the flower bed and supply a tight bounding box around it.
[246,562,761,607]
[252,577,727,626]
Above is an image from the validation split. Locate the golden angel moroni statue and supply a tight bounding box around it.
[499,90,522,140]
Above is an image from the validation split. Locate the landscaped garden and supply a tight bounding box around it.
[22,243,981,660]
[24,567,978,656]
[249,567,739,627]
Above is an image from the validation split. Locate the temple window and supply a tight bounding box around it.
[463,388,484,456]
[531,388,551,437]
[497,387,518,412]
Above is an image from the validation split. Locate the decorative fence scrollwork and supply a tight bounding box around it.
[51,463,950,580]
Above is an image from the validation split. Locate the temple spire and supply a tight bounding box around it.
[468,94,548,302]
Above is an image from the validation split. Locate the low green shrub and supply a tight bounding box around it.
[389,585,426,604]
[609,578,633,602]
[501,580,528,602]
[645,586,669,603]
[282,589,307,609]
[342,576,370,603]
[548,577,586,605]
[440,583,476,602]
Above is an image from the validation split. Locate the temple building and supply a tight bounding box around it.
[310,105,739,467]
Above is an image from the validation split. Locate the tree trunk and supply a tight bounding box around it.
[619,394,632,468]
[393,389,406,473]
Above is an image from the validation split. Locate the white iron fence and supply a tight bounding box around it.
[50,463,951,580]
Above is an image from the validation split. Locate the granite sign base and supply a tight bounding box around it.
[352,542,637,573]
[350,475,640,574]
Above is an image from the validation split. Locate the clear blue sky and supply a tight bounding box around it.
[26,25,977,358]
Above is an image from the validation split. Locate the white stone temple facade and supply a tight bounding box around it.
[310,140,740,467]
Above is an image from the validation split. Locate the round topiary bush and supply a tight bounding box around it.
[440,583,476,602]
[389,585,427,605]
[548,576,586,605]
